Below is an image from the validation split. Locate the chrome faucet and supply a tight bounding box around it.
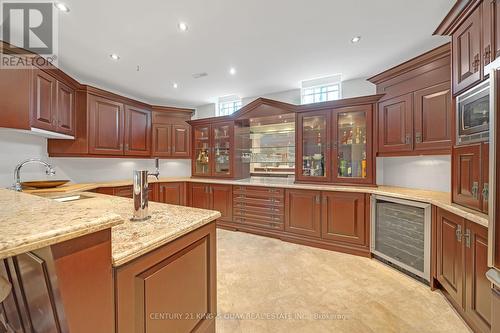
[149,158,160,180]
[13,159,56,191]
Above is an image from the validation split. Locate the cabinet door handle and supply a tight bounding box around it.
[405,134,412,145]
[125,143,129,150]
[473,54,480,73]
[482,183,489,202]
[315,195,320,204]
[464,228,471,248]
[415,132,422,144]
[456,225,462,242]
[119,143,123,150]
[484,45,491,64]
[472,182,479,199]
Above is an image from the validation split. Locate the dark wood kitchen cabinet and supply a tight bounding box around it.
[369,44,451,156]
[284,189,321,238]
[0,59,76,137]
[452,143,489,213]
[115,222,216,333]
[377,94,414,154]
[158,182,186,206]
[31,69,76,136]
[188,183,232,221]
[464,220,491,333]
[31,69,57,132]
[55,81,75,135]
[124,105,151,156]
[88,95,125,155]
[436,208,464,306]
[321,192,368,247]
[151,106,193,159]
[452,5,482,94]
[413,82,452,152]
[436,208,491,333]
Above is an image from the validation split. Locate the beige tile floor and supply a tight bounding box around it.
[216,229,471,333]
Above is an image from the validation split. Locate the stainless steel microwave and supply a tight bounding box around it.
[456,80,490,145]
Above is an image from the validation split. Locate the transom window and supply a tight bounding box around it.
[301,74,342,104]
[301,83,341,104]
[217,97,242,116]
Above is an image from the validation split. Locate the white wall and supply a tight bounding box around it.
[0,130,191,188]
[376,156,451,192]
[193,78,376,119]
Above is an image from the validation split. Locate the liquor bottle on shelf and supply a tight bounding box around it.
[361,151,367,178]
[342,130,348,144]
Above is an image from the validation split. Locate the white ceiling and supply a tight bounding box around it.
[54,0,454,107]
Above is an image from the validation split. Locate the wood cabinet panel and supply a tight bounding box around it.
[158,182,185,206]
[321,192,367,246]
[453,144,482,211]
[55,81,75,136]
[172,124,191,157]
[124,105,151,156]
[31,69,56,131]
[115,223,216,333]
[113,186,133,198]
[189,183,211,210]
[436,208,464,307]
[482,0,495,66]
[88,95,124,155]
[452,6,482,94]
[465,221,491,333]
[414,82,452,151]
[284,189,321,238]
[481,143,489,214]
[152,124,171,157]
[378,94,413,153]
[211,184,232,221]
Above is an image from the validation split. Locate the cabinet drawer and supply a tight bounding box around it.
[233,208,284,222]
[233,203,284,215]
[233,195,284,207]
[232,215,284,231]
[233,186,284,197]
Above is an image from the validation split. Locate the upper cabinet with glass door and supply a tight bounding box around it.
[296,111,330,182]
[332,105,373,184]
[212,123,233,176]
[193,126,211,176]
[295,95,380,185]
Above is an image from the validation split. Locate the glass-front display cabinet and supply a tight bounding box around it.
[192,121,235,178]
[332,105,373,184]
[296,102,375,185]
[296,111,330,182]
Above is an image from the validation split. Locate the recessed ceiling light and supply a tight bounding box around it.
[110,53,120,61]
[173,83,179,89]
[54,2,70,12]
[351,36,361,43]
[229,67,236,75]
[178,22,188,31]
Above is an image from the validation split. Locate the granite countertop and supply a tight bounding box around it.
[0,188,123,260]
[40,192,221,267]
[24,177,490,228]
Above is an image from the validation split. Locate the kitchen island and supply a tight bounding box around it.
[0,189,220,333]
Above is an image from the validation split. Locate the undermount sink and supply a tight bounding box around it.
[51,194,92,203]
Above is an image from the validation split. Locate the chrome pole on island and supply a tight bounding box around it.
[131,170,151,221]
